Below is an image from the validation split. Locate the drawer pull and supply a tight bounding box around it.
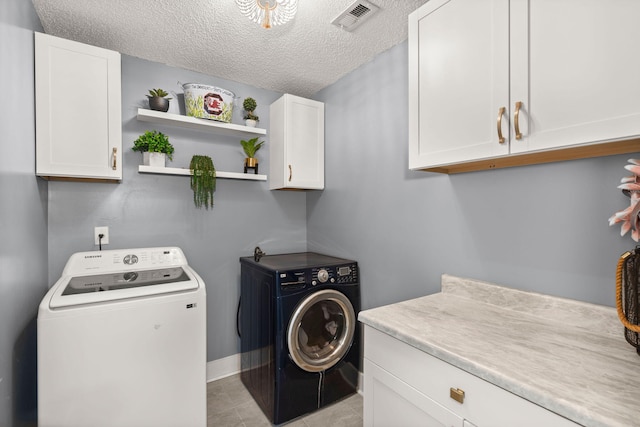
[514,101,523,140]
[497,107,506,144]
[450,387,465,404]
[288,164,292,182]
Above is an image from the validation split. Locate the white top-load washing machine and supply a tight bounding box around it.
[38,247,206,427]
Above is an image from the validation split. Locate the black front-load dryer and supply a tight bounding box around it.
[240,252,360,425]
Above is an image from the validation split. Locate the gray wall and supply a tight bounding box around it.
[309,41,635,311]
[0,0,47,425]
[46,55,307,363]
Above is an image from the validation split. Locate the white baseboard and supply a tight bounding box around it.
[206,352,364,394]
[206,353,241,382]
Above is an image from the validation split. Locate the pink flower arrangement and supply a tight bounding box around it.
[609,159,640,241]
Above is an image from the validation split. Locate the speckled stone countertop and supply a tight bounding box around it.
[358,275,640,427]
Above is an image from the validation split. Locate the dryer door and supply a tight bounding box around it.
[287,289,356,372]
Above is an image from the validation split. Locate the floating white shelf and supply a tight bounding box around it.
[136,108,267,137]
[138,165,267,181]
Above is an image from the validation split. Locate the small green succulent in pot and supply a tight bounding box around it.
[146,88,172,100]
[242,97,259,123]
[132,130,175,160]
[146,88,172,112]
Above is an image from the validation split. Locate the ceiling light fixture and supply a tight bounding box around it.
[235,0,298,29]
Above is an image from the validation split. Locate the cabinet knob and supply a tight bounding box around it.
[450,387,465,404]
[497,107,506,144]
[514,101,523,140]
[112,147,117,170]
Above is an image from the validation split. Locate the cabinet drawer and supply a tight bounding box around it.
[363,326,579,426]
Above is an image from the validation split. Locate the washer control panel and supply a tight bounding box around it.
[278,263,358,289]
[63,247,186,275]
[311,263,358,286]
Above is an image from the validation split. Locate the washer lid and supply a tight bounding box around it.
[49,266,199,309]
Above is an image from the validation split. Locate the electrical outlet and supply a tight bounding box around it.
[94,226,109,245]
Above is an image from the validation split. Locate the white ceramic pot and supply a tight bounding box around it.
[143,152,166,167]
[245,119,257,127]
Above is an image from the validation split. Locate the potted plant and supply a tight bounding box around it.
[132,130,174,167]
[240,137,265,174]
[189,155,216,209]
[146,88,172,112]
[242,97,259,127]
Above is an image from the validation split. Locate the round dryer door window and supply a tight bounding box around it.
[287,289,356,372]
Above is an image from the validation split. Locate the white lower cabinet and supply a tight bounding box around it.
[363,326,579,427]
[365,360,464,427]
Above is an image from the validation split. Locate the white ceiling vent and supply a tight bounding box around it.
[331,1,380,32]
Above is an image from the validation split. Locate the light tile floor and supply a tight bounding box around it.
[207,374,363,427]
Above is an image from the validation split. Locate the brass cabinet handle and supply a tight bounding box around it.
[514,101,523,140]
[450,387,465,404]
[497,107,506,144]
[112,147,117,170]
[288,164,292,182]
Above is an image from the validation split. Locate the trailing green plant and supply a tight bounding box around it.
[132,130,175,160]
[242,97,259,121]
[189,155,216,209]
[146,88,172,100]
[240,137,265,158]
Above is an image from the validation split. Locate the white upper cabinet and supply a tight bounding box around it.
[35,32,122,181]
[409,0,640,173]
[269,94,324,190]
[510,0,640,154]
[408,0,510,169]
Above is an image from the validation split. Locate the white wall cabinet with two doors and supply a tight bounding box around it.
[409,0,640,173]
[35,32,122,181]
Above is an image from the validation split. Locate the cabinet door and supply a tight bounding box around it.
[364,359,464,427]
[269,94,324,190]
[510,0,640,154]
[409,0,510,169]
[35,32,122,181]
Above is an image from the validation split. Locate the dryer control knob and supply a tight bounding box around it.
[317,269,329,283]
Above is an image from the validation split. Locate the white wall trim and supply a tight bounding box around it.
[206,353,241,382]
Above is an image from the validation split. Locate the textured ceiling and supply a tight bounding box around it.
[32,0,429,97]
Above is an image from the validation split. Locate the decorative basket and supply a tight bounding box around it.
[617,248,640,355]
[182,83,234,123]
